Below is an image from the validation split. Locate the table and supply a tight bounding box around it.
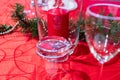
[0,0,120,80]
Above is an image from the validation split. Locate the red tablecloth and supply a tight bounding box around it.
[0,0,120,80]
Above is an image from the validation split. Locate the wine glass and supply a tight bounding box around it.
[85,3,120,64]
[34,0,82,62]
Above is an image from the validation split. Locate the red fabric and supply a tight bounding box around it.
[0,0,120,80]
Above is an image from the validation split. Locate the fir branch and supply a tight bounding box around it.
[11,3,48,37]
[76,15,86,41]
[0,24,13,34]
[29,19,38,37]
[11,3,30,30]
[70,14,86,41]
[0,24,12,32]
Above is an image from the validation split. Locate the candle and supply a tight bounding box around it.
[47,8,69,39]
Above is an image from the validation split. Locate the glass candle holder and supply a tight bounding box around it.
[34,0,83,62]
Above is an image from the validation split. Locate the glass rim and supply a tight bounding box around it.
[86,3,120,20]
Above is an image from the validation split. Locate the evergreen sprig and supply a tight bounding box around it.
[0,24,12,33]
[11,3,39,37]
[76,14,86,41]
[69,14,86,41]
[29,19,38,37]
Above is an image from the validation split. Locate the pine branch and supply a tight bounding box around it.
[11,3,30,30]
[70,14,86,41]
[0,24,12,33]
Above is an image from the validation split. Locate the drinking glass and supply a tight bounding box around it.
[85,3,120,64]
[35,0,82,62]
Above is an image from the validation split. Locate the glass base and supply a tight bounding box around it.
[36,50,69,62]
[36,36,73,62]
